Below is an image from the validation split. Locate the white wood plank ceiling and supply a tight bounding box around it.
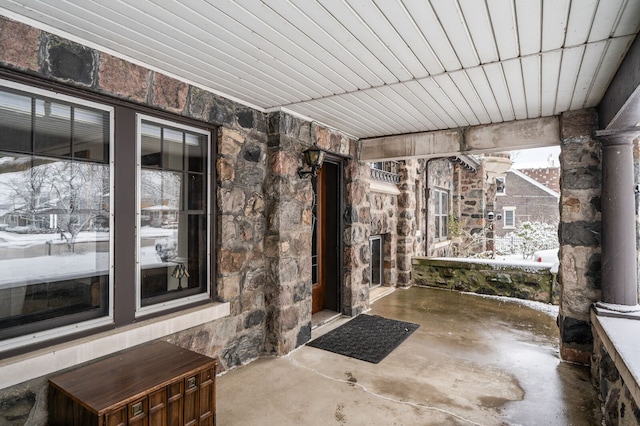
[1,0,639,139]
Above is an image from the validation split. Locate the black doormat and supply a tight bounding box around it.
[307,314,420,364]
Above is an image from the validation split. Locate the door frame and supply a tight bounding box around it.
[311,153,345,315]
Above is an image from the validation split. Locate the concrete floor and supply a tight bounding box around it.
[217,286,602,425]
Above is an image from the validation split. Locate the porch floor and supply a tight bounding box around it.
[217,286,602,425]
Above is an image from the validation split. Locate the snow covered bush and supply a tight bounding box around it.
[505,221,558,259]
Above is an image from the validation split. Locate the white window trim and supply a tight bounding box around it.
[503,207,516,229]
[0,302,229,390]
[434,188,449,241]
[135,114,212,316]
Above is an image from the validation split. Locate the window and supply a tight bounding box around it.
[370,235,383,287]
[504,208,516,229]
[496,177,505,195]
[137,116,210,314]
[0,79,214,353]
[434,189,449,240]
[0,80,112,345]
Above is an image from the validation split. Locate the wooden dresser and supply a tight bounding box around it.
[49,341,216,426]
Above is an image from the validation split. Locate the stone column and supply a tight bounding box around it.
[597,130,640,309]
[397,160,418,286]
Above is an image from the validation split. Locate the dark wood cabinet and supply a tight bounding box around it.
[49,341,216,426]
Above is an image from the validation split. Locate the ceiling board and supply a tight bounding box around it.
[0,0,637,143]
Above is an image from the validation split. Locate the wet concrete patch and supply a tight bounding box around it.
[217,286,602,425]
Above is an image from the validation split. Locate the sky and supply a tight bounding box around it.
[510,146,561,169]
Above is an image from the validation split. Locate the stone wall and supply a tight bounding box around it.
[369,186,398,286]
[412,257,558,304]
[344,159,372,315]
[558,109,602,364]
[591,324,640,425]
[451,161,494,256]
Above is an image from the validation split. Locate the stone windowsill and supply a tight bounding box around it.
[0,301,230,390]
[591,309,640,407]
[370,180,400,195]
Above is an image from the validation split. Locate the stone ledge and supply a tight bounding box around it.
[0,302,230,390]
[591,309,640,408]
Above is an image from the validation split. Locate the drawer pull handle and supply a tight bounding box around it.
[132,402,143,416]
[187,377,197,389]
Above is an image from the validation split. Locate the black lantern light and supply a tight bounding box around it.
[297,146,326,178]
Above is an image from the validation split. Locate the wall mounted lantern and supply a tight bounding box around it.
[297,146,326,178]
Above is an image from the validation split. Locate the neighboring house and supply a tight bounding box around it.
[493,168,560,236]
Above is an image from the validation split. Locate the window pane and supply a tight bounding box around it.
[0,89,32,152]
[73,107,110,162]
[163,128,184,171]
[141,123,161,167]
[442,192,448,215]
[435,216,440,239]
[434,190,440,214]
[187,133,205,172]
[0,154,110,340]
[139,119,209,309]
[34,99,72,157]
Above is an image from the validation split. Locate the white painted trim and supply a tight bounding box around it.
[0,302,230,390]
[369,180,400,195]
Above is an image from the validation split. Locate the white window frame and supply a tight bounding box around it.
[135,114,211,316]
[503,207,516,229]
[434,188,449,241]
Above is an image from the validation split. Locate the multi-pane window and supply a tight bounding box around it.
[0,81,112,344]
[504,208,516,228]
[434,189,449,240]
[0,79,214,353]
[137,116,210,313]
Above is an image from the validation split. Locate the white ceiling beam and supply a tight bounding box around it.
[359,116,560,161]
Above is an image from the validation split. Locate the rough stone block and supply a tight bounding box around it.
[0,17,40,72]
[43,35,96,86]
[98,54,149,102]
[151,72,188,112]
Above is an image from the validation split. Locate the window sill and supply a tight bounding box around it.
[591,308,640,407]
[369,180,400,195]
[0,301,230,390]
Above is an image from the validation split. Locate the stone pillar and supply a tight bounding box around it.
[263,112,314,355]
[597,130,640,309]
[558,109,601,364]
[397,160,418,286]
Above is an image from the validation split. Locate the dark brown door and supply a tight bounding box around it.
[312,162,340,314]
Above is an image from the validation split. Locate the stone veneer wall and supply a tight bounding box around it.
[591,323,640,425]
[558,109,602,364]
[397,160,422,285]
[369,187,398,287]
[450,162,492,256]
[344,159,372,315]
[412,257,558,304]
[0,16,363,423]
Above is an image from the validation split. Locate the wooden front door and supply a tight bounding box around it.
[311,161,341,315]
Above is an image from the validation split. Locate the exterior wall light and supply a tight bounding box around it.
[297,146,326,178]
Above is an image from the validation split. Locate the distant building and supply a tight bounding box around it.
[493,169,560,237]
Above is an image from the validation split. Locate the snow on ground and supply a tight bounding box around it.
[466,291,559,317]
[0,227,174,288]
